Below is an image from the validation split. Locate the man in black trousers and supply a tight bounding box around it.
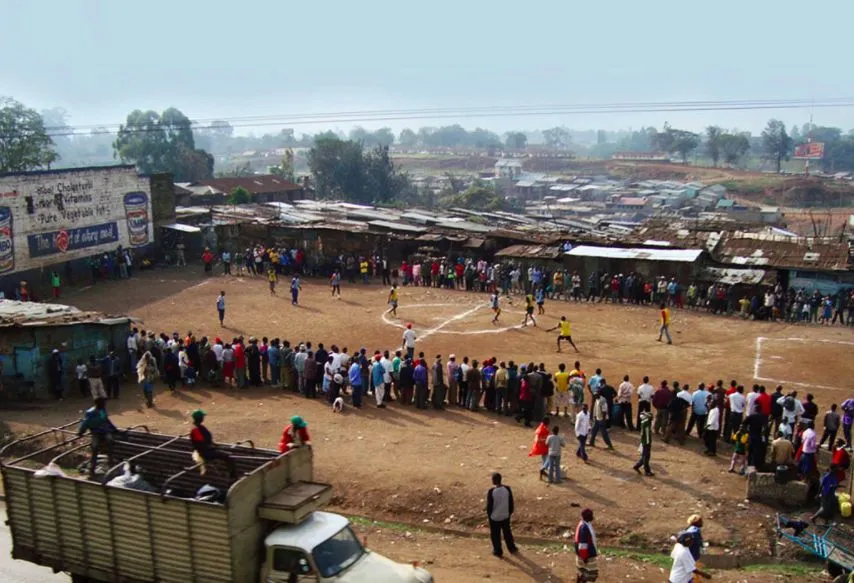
[486,472,518,558]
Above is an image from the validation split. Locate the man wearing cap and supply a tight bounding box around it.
[190,410,237,480]
[685,515,704,562]
[668,530,711,583]
[402,324,417,361]
[279,416,312,452]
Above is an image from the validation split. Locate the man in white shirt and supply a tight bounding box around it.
[728,385,747,434]
[636,376,654,430]
[778,390,805,436]
[669,532,709,583]
[126,331,138,374]
[704,405,721,456]
[574,404,591,463]
[402,324,417,360]
[745,385,760,419]
[616,375,635,430]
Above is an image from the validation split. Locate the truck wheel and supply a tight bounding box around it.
[826,561,844,577]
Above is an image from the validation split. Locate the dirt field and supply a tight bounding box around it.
[3,268,851,580]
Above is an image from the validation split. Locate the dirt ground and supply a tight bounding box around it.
[4,268,852,580]
[350,522,818,582]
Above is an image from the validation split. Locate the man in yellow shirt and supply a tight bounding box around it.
[522,293,537,327]
[657,303,672,344]
[386,284,399,316]
[360,258,369,284]
[548,316,579,353]
[553,363,571,417]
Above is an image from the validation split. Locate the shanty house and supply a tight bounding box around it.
[565,245,706,282]
[0,301,133,400]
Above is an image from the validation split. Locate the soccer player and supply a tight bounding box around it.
[522,293,536,327]
[387,283,399,316]
[267,267,277,295]
[290,275,301,305]
[330,270,342,297]
[535,286,546,315]
[490,290,501,324]
[548,316,579,353]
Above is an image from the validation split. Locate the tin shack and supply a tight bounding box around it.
[0,300,132,400]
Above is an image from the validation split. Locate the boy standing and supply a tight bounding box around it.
[546,425,566,483]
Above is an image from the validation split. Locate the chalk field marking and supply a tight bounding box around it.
[381,302,525,337]
[754,336,854,391]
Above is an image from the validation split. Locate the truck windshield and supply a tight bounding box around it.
[311,526,365,577]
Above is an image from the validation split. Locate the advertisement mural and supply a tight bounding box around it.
[0,165,153,275]
[793,142,825,160]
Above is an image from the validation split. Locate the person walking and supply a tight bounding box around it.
[657,302,672,344]
[529,417,551,480]
[486,472,518,558]
[575,404,591,463]
[633,410,654,476]
[136,351,158,408]
[290,275,301,305]
[402,323,417,361]
[589,394,614,449]
[574,509,599,583]
[216,291,226,326]
[546,425,566,483]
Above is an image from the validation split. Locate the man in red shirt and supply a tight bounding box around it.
[190,409,237,480]
[278,415,312,453]
[233,337,246,388]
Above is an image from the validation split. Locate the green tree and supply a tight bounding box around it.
[761,119,793,173]
[308,135,368,201]
[113,107,214,181]
[504,131,528,150]
[0,97,58,172]
[441,182,505,211]
[228,186,252,204]
[543,127,572,149]
[270,148,295,182]
[705,126,723,167]
[398,128,418,148]
[719,132,751,166]
[671,130,700,162]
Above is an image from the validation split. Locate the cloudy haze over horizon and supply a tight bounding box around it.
[5,0,854,137]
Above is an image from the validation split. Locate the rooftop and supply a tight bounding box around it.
[567,245,704,263]
[0,300,133,328]
[198,175,302,195]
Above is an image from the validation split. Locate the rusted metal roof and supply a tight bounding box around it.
[495,244,562,259]
[716,233,850,271]
[0,300,134,328]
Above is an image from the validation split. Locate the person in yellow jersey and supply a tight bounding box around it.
[553,363,572,417]
[548,316,579,353]
[521,293,537,327]
[386,283,399,316]
[267,267,277,295]
[657,302,673,344]
[360,257,369,284]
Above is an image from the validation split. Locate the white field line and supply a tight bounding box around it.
[753,335,852,391]
[420,304,485,342]
[381,302,526,338]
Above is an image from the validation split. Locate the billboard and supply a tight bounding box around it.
[0,165,153,276]
[793,142,825,159]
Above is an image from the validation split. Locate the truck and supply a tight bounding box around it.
[1,423,434,583]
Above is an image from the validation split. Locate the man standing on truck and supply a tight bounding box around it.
[78,397,118,476]
[189,410,238,480]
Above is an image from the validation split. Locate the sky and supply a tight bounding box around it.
[4,0,854,137]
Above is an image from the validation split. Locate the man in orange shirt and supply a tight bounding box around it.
[657,303,672,344]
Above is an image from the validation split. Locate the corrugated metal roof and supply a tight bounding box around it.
[367,220,426,233]
[567,246,704,263]
[0,300,133,328]
[702,267,767,285]
[496,244,562,259]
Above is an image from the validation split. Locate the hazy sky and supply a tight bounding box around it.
[4,0,854,136]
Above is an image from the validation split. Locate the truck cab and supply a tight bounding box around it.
[262,511,433,583]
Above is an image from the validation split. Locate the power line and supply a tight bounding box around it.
[29,97,854,139]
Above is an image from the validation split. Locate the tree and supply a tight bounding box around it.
[308,136,410,204]
[114,107,214,181]
[0,97,58,173]
[504,131,527,150]
[270,148,295,182]
[399,128,418,148]
[441,182,505,211]
[719,132,751,166]
[761,119,793,173]
[543,127,572,149]
[670,130,700,162]
[705,126,723,167]
[228,186,252,204]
